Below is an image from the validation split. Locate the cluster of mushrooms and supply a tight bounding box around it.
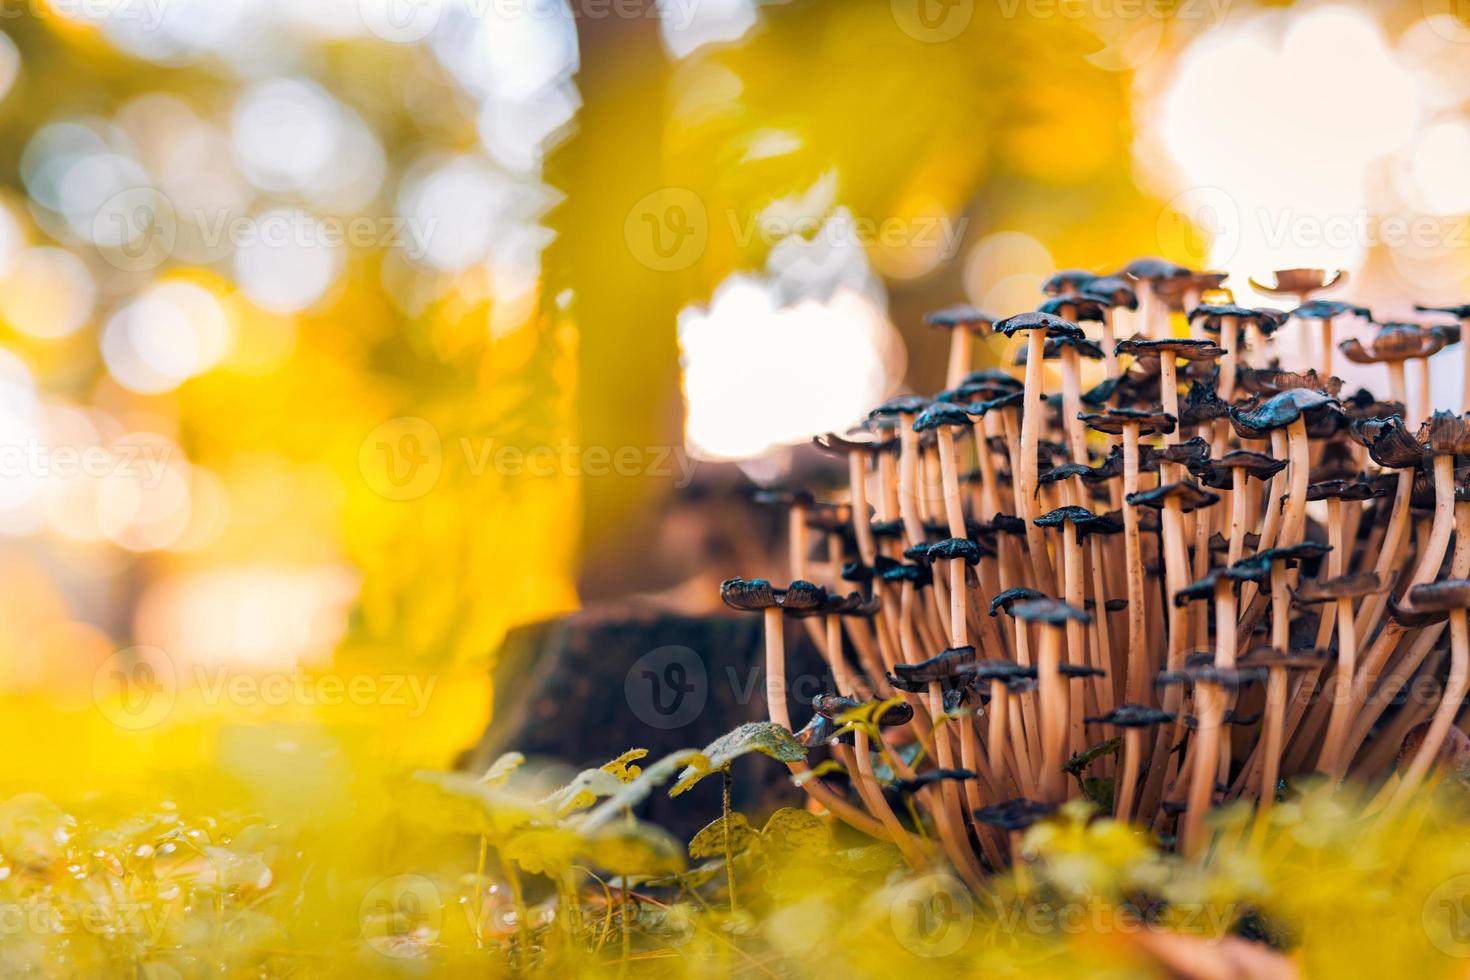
[721,262,1470,886]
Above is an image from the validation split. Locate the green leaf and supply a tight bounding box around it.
[602,748,650,784]
[671,723,807,797]
[1082,777,1115,812]
[542,768,626,816]
[760,807,830,861]
[689,812,755,859]
[580,821,686,877]
[402,771,549,837]
[1063,737,1121,778]
[579,749,706,831]
[830,843,904,873]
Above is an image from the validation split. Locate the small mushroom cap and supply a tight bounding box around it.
[1115,336,1227,361]
[1155,665,1267,690]
[1178,381,1232,427]
[812,430,890,456]
[1340,321,1450,364]
[1249,268,1347,296]
[1407,579,1470,613]
[1081,275,1139,310]
[1388,590,1449,627]
[1059,663,1106,679]
[752,487,818,509]
[1125,480,1221,513]
[1157,436,1211,469]
[1087,704,1176,728]
[990,587,1045,617]
[720,578,828,612]
[993,310,1085,338]
[1415,301,1470,320]
[1292,572,1386,606]
[807,591,883,619]
[1189,304,1285,332]
[1042,269,1098,295]
[1012,597,1092,626]
[911,401,973,432]
[927,537,982,565]
[813,693,915,728]
[1249,307,1292,334]
[1173,567,1245,605]
[924,304,997,331]
[1079,407,1177,436]
[1422,411,1470,456]
[879,561,932,586]
[1228,388,1341,438]
[869,394,930,418]
[961,369,1023,390]
[963,389,1027,417]
[892,645,978,685]
[1396,721,1470,779]
[1181,710,1264,729]
[897,769,977,796]
[795,714,841,747]
[1034,505,1123,538]
[1122,257,1192,282]
[1189,450,1287,489]
[972,798,1057,831]
[1289,299,1373,321]
[1014,334,1106,364]
[1305,478,1380,502]
[1039,294,1107,322]
[1350,415,1424,468]
[1235,367,1343,399]
[958,659,1037,682]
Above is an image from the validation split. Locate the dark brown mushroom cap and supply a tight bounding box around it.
[1079,407,1177,436]
[1228,388,1341,438]
[1173,565,1257,605]
[1015,335,1106,364]
[1122,257,1192,283]
[1059,664,1106,679]
[720,577,827,612]
[870,519,904,540]
[1012,597,1092,626]
[813,693,914,728]
[869,394,930,418]
[813,430,890,456]
[1415,302,1470,320]
[1178,381,1232,427]
[1422,411,1470,456]
[1305,479,1379,502]
[957,659,1037,682]
[1155,665,1267,690]
[1039,294,1107,322]
[1395,720,1470,778]
[994,310,1086,338]
[1157,436,1211,468]
[892,645,978,685]
[964,390,1027,417]
[1292,571,1386,604]
[941,379,1013,403]
[985,514,1029,537]
[1407,579,1470,613]
[924,304,998,331]
[1125,480,1221,513]
[927,537,982,565]
[1350,415,1424,468]
[1340,322,1451,363]
[1038,461,1096,486]
[1181,710,1264,729]
[1042,269,1098,295]
[1189,304,1285,331]
[1115,336,1226,361]
[1290,299,1373,321]
[1227,543,1333,583]
[1034,505,1122,539]
[1388,590,1448,627]
[878,561,932,587]
[1239,646,1330,670]
[794,591,884,619]
[911,401,972,432]
[1250,307,1292,335]
[1249,268,1347,296]
[795,714,840,748]
[803,502,853,533]
[897,769,977,796]
[1081,275,1139,310]
[961,369,1023,390]
[753,488,817,509]
[972,798,1057,831]
[1189,450,1287,489]
[1207,530,1261,554]
[1087,704,1176,728]
[989,586,1045,617]
[1236,367,1343,398]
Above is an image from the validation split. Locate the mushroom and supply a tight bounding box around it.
[1415,301,1470,413]
[1387,579,1470,813]
[1340,321,1453,427]
[1188,451,1289,565]
[1189,304,1286,402]
[1087,704,1175,822]
[972,797,1057,865]
[1042,269,1098,296]
[1035,505,1123,725]
[1248,268,1348,304]
[1011,597,1092,801]
[1122,258,1193,339]
[1081,275,1140,380]
[1238,646,1329,817]
[1287,299,1372,379]
[925,305,998,390]
[1229,388,1342,552]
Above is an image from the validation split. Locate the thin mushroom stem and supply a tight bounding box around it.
[1122,426,1149,703]
[851,731,930,870]
[1415,357,1432,430]
[1387,607,1469,816]
[1405,454,1455,592]
[1319,318,1333,378]
[1037,624,1068,802]
[1219,315,1239,403]
[1278,417,1310,549]
[1354,470,1414,641]
[1257,567,1288,807]
[1103,309,1120,379]
[1117,727,1142,822]
[1183,681,1226,858]
[1227,467,1248,565]
[1388,359,1411,426]
[1062,521,1088,755]
[1318,593,1358,779]
[1018,330,1057,591]
[946,326,972,392]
